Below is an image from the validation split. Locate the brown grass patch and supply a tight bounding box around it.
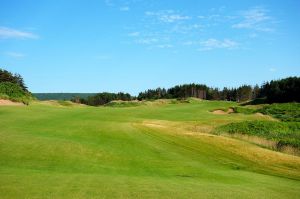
[138,119,300,179]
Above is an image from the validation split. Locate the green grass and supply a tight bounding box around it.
[0,100,300,198]
[57,100,75,107]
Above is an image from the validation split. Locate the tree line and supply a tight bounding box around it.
[1,68,299,106]
[72,92,132,106]
[137,84,258,102]
[71,77,299,106]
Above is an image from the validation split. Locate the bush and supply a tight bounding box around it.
[259,103,300,122]
[0,82,32,104]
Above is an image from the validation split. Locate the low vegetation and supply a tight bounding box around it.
[105,100,142,107]
[0,82,32,104]
[215,121,300,148]
[0,69,33,104]
[259,103,300,122]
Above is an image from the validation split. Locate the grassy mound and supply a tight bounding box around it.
[215,121,300,149]
[259,103,300,122]
[105,100,143,107]
[0,82,33,104]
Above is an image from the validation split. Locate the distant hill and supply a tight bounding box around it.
[33,93,96,101]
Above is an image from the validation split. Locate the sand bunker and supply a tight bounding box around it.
[212,108,234,115]
[0,99,23,106]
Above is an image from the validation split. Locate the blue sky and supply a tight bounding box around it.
[0,0,299,94]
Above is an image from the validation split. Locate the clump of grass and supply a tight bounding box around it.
[170,99,191,104]
[57,100,74,106]
[215,121,300,149]
[233,106,257,114]
[105,100,142,107]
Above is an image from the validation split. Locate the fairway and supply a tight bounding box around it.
[1,100,300,198]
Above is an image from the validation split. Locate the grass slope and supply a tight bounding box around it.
[0,100,300,198]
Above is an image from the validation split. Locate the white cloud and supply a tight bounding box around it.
[120,6,130,11]
[232,7,274,32]
[0,27,38,39]
[171,24,203,34]
[104,0,114,6]
[199,39,239,51]
[136,38,158,44]
[160,14,190,23]
[146,10,191,23]
[156,44,173,49]
[128,32,140,37]
[5,52,26,58]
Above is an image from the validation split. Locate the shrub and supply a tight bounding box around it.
[215,121,300,148]
[259,103,300,122]
[0,82,32,104]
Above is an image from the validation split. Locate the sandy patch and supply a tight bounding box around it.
[212,108,234,115]
[0,99,23,106]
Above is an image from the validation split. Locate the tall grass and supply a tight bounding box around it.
[215,121,300,149]
[259,103,300,122]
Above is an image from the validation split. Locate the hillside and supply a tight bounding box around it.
[0,100,299,198]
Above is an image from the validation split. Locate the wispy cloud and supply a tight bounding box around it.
[269,67,277,72]
[146,10,191,23]
[171,24,203,34]
[126,5,275,51]
[199,39,239,51]
[5,51,26,58]
[128,32,140,37]
[232,7,274,32]
[120,6,130,11]
[156,44,173,49]
[135,38,158,44]
[104,0,114,6]
[0,26,38,39]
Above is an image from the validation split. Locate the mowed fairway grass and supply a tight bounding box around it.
[0,100,300,198]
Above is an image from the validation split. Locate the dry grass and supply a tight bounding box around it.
[140,119,300,179]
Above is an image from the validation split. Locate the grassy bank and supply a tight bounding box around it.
[215,121,300,155]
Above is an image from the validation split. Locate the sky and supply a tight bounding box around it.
[0,0,300,95]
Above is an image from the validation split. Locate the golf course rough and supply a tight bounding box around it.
[0,100,299,198]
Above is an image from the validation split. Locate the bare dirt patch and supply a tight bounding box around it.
[0,99,23,106]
